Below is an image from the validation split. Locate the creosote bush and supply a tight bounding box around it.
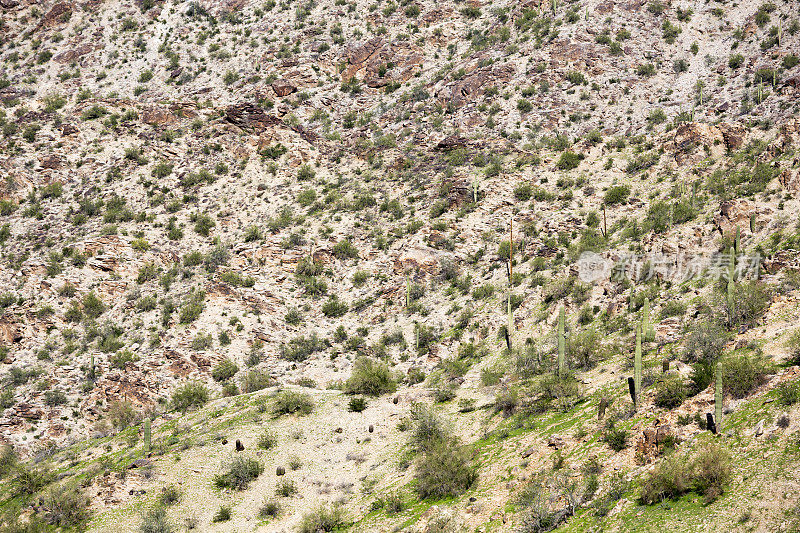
[344,357,397,396]
[409,404,476,500]
[213,456,264,490]
[171,382,210,411]
[640,443,731,504]
[273,390,314,416]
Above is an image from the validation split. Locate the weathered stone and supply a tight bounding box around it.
[272,79,296,97]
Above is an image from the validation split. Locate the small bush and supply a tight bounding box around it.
[275,479,297,497]
[654,375,687,408]
[211,358,239,382]
[213,456,263,490]
[257,431,277,450]
[603,185,630,205]
[603,424,628,452]
[556,151,583,171]
[415,437,477,499]
[171,382,210,411]
[159,485,182,506]
[273,391,314,416]
[641,443,731,504]
[212,505,232,522]
[39,483,91,527]
[345,357,397,396]
[259,500,280,519]
[240,369,272,393]
[640,452,690,504]
[777,381,800,406]
[139,506,173,533]
[298,506,346,533]
[720,353,773,399]
[348,397,367,412]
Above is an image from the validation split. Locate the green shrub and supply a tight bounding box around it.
[257,431,277,450]
[240,369,272,393]
[82,291,106,319]
[640,452,689,504]
[415,437,477,499]
[654,375,687,408]
[348,397,367,412]
[171,382,210,411]
[556,151,583,170]
[213,505,232,522]
[159,485,182,506]
[39,483,91,527]
[603,424,629,452]
[280,333,327,361]
[777,381,800,406]
[275,479,297,497]
[344,357,397,396]
[179,291,205,324]
[641,443,731,504]
[298,506,346,533]
[725,281,772,329]
[322,296,348,317]
[213,456,263,490]
[332,239,359,260]
[139,506,173,533]
[211,358,239,382]
[603,185,630,205]
[273,391,314,416]
[785,328,800,365]
[720,353,773,399]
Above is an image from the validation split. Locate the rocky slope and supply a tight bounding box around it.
[0,0,800,531]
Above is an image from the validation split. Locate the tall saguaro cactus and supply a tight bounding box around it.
[642,297,654,342]
[557,306,566,376]
[143,418,151,455]
[727,247,736,329]
[634,325,642,409]
[714,361,723,434]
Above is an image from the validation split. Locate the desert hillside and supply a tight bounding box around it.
[1,0,800,531]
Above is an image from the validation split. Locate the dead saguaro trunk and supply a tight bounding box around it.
[707,413,717,434]
[598,397,610,420]
[503,327,512,352]
[627,377,636,408]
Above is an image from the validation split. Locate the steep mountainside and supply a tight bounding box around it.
[1,0,800,531]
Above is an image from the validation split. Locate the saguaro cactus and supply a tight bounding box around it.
[715,360,723,434]
[749,213,756,234]
[143,418,151,455]
[734,227,741,256]
[634,325,642,408]
[642,297,654,342]
[727,247,736,328]
[557,306,566,376]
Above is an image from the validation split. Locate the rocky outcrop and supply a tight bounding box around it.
[635,422,673,463]
[271,79,296,97]
[438,63,515,107]
[224,103,281,131]
[343,37,423,88]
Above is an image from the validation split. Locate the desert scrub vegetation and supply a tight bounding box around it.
[213,456,264,490]
[409,404,477,499]
[298,506,347,533]
[171,382,210,411]
[273,390,314,416]
[640,442,731,504]
[344,357,397,396]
